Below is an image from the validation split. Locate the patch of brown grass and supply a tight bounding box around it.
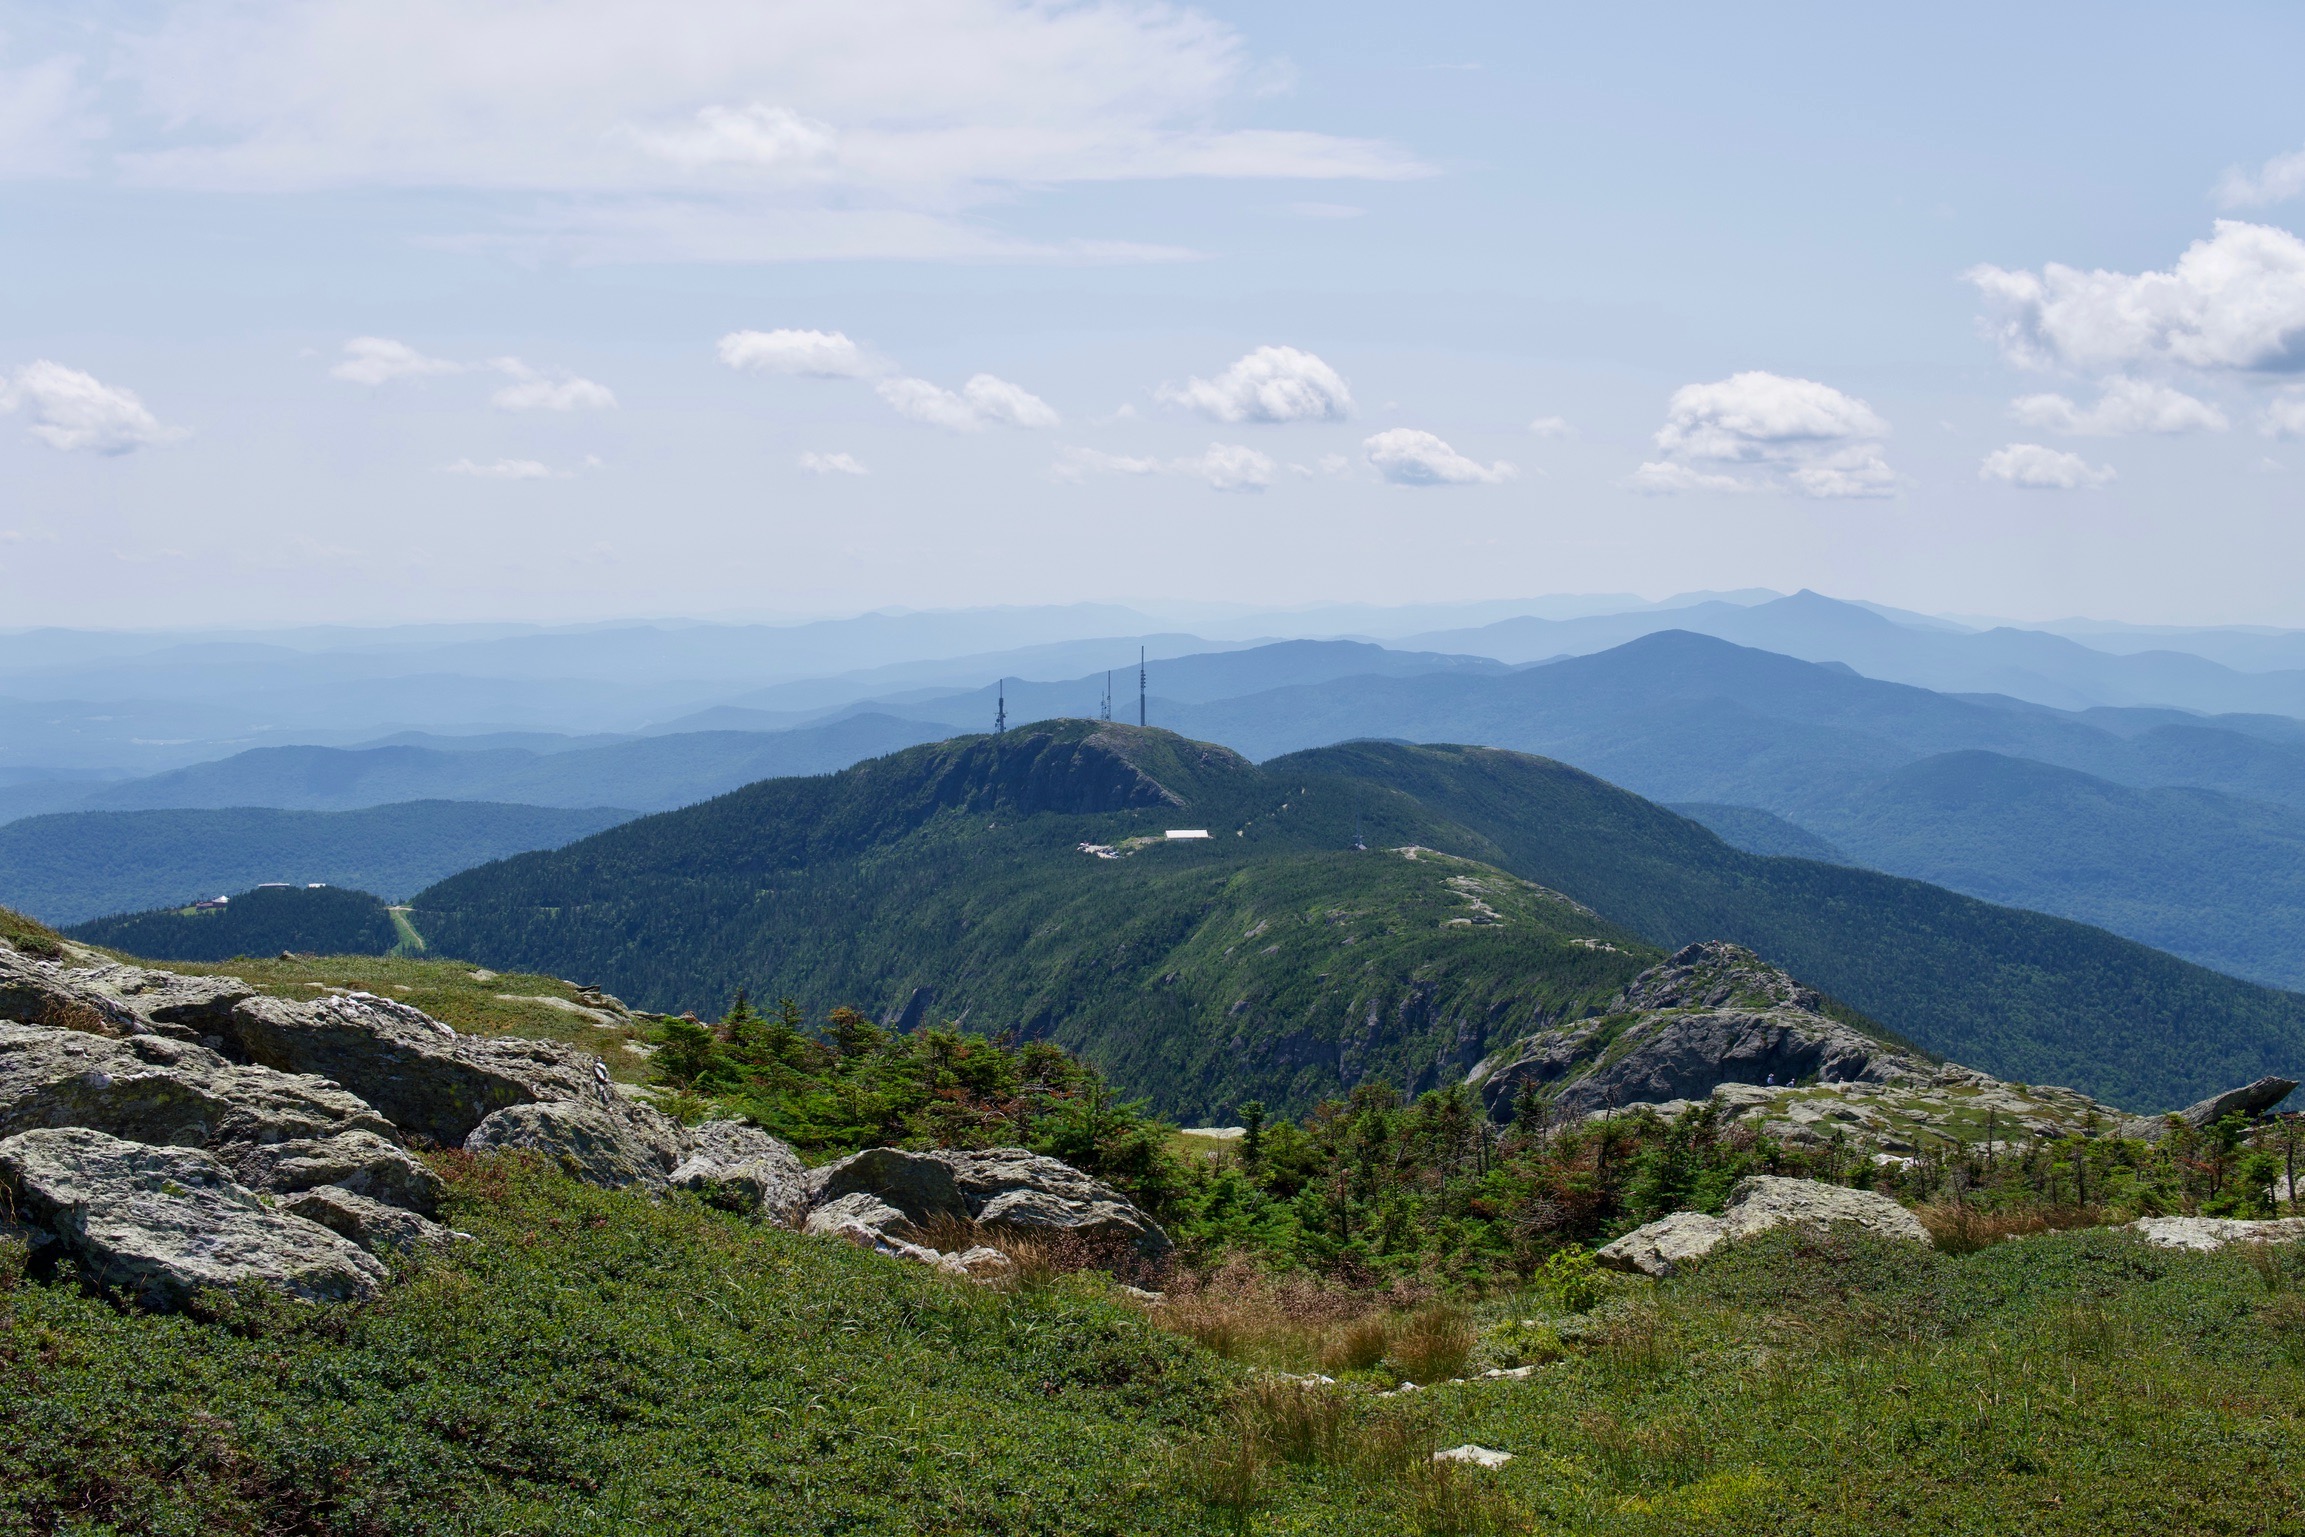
[1154,1257,1384,1370]
[1916,1202,2106,1256]
[1387,1303,1476,1384]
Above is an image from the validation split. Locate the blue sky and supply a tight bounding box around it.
[4,0,2304,628]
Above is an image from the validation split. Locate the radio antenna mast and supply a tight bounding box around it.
[1138,647,1146,728]
[1101,670,1112,722]
[995,679,1006,736]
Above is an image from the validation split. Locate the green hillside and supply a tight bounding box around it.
[411,722,2305,1113]
[1285,741,2305,1109]
[68,884,400,962]
[0,800,634,925]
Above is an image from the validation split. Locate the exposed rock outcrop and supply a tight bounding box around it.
[0,948,252,1040]
[2127,1215,2305,1251]
[930,1147,1172,1255]
[0,1021,395,1151]
[462,1099,687,1191]
[281,1186,455,1255]
[1471,943,1927,1122]
[806,1147,969,1226]
[227,1129,445,1216]
[0,1126,386,1306]
[803,1192,944,1265]
[668,1119,808,1219]
[2121,1077,2300,1141]
[1597,1175,1930,1276]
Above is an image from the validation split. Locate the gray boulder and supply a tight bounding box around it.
[1722,1175,1931,1244]
[222,993,600,1147]
[0,948,253,1041]
[1596,1210,1730,1278]
[2123,1077,2301,1140]
[281,1186,454,1255]
[976,1187,1168,1256]
[1471,943,1926,1121]
[805,1147,969,1226]
[668,1119,807,1219]
[2128,1215,2305,1251]
[227,1129,444,1216]
[803,1192,944,1266]
[462,1099,686,1190]
[0,1021,395,1152]
[0,1126,384,1307]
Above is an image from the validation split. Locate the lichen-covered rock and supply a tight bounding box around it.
[668,1119,807,1219]
[928,1147,1171,1255]
[805,1147,969,1226]
[976,1187,1169,1256]
[1470,943,1926,1121]
[463,1098,686,1190]
[227,1129,444,1216]
[803,1192,943,1265]
[0,1021,394,1151]
[281,1185,454,1255]
[2122,1078,2301,1141]
[2128,1215,2305,1251]
[1596,1210,1729,1277]
[937,1245,1014,1279]
[1720,1175,1931,1245]
[0,948,253,1040]
[222,993,599,1146]
[0,1126,384,1307]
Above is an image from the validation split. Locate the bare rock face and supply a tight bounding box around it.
[463,1098,687,1190]
[280,1185,454,1255]
[1470,943,1927,1121]
[227,1129,445,1217]
[1595,1210,1729,1278]
[2128,1215,2305,1251]
[1596,1175,1930,1277]
[803,1192,944,1266]
[805,1147,970,1226]
[223,993,598,1147]
[668,1119,808,1220]
[0,1021,394,1152]
[0,948,253,1040]
[2121,1077,2302,1141]
[0,1126,385,1306]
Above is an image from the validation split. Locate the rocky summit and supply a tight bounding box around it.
[0,939,1166,1308]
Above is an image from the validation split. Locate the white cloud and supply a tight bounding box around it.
[1623,461,1752,495]
[2261,391,2305,438]
[1968,221,2305,373]
[1635,371,1894,498]
[2219,149,2305,209]
[1526,415,1576,439]
[1159,345,1353,424]
[797,450,867,476]
[875,373,1056,430]
[0,53,103,176]
[1050,442,1270,490]
[331,336,462,385]
[1362,428,1514,487]
[444,457,556,480]
[1284,201,1364,219]
[2009,377,2228,436]
[90,0,1428,262]
[1185,443,1274,492]
[717,328,878,378]
[489,358,616,411]
[0,361,184,454]
[1980,443,2115,490]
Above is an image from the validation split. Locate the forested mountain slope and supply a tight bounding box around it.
[411,723,2305,1113]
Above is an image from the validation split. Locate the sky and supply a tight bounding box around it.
[4,0,2305,629]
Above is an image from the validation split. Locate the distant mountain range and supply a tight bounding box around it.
[407,722,2305,1114]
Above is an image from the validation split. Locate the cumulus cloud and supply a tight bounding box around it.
[444,457,555,479]
[1968,221,2305,374]
[1632,371,1893,498]
[875,373,1057,430]
[1980,443,2115,490]
[717,328,878,378]
[2009,377,2228,436]
[1526,416,1576,439]
[1159,346,1353,424]
[1050,442,1271,491]
[2261,392,2305,438]
[331,336,462,385]
[489,358,616,411]
[0,361,184,454]
[83,0,1428,262]
[1362,428,1514,487]
[797,450,867,476]
[2219,149,2305,210]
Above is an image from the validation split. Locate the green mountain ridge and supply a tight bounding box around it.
[410,721,2305,1114]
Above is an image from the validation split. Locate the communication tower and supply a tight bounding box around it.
[1138,647,1147,728]
[995,679,1006,736]
[1100,671,1113,722]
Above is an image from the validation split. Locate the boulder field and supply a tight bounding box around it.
[0,944,1165,1309]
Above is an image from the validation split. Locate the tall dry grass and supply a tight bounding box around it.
[1915,1201,2105,1256]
